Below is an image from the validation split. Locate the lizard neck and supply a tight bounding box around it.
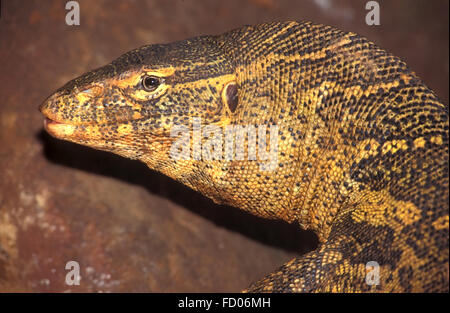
[215,22,352,236]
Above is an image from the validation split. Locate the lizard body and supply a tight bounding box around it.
[40,21,449,292]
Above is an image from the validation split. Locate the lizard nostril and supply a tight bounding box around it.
[81,85,103,97]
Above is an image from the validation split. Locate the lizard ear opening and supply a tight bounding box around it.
[222,82,238,113]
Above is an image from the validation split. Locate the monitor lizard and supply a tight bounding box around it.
[39,21,449,292]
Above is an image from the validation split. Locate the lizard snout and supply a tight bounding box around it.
[39,92,59,119]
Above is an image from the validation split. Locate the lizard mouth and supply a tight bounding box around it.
[43,117,77,138]
[40,96,80,139]
[44,117,62,126]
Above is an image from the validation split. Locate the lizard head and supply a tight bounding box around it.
[40,36,238,172]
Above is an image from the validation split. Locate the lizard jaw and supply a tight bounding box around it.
[43,117,76,139]
[40,95,79,140]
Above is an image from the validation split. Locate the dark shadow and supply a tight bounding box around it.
[37,130,319,255]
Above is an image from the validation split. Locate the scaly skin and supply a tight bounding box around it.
[40,21,449,292]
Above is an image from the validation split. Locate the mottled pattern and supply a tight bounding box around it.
[40,21,449,292]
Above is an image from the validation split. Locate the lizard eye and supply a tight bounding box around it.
[142,75,161,92]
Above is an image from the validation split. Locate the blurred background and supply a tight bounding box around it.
[0,0,448,292]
